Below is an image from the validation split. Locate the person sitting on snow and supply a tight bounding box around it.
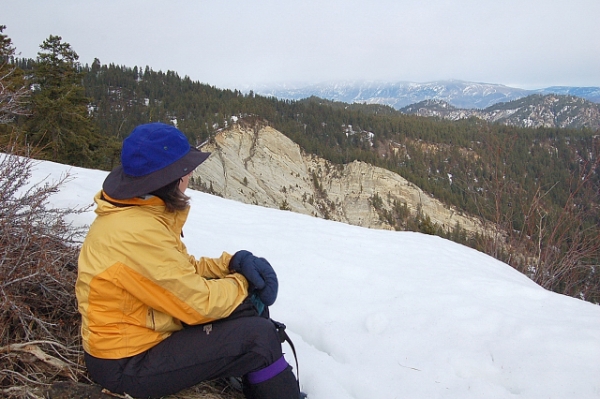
[76,122,301,398]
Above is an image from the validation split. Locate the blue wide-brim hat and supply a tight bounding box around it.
[103,123,210,199]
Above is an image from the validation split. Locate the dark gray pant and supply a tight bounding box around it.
[84,302,296,398]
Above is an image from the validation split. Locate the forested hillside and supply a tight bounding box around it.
[76,63,600,222]
[3,34,599,303]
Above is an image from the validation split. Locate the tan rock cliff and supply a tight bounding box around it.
[194,124,483,234]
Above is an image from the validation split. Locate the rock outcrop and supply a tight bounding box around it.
[194,123,483,234]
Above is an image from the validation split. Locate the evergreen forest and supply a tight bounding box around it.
[2,32,599,303]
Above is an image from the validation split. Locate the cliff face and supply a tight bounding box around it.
[194,124,483,234]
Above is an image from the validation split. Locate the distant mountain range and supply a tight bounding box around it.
[253,80,600,110]
[400,95,600,130]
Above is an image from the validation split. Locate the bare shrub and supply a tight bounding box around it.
[0,142,89,397]
[472,136,600,303]
[518,158,600,302]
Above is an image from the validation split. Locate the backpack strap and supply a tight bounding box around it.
[271,319,301,388]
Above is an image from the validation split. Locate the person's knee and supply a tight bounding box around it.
[244,317,282,364]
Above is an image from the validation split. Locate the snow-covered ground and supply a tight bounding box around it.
[28,158,600,399]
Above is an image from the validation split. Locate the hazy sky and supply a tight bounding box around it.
[4,0,599,90]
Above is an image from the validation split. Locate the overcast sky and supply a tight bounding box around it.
[4,0,599,90]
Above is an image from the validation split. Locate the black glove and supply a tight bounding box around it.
[230,250,278,306]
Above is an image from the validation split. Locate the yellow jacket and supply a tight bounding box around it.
[76,192,248,359]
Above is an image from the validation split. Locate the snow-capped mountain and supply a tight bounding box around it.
[252,80,600,110]
[540,86,600,103]
[400,94,600,130]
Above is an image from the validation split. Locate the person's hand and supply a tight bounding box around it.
[230,250,278,306]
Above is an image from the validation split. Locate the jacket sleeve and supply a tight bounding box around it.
[187,251,235,279]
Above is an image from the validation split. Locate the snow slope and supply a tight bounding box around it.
[29,159,600,399]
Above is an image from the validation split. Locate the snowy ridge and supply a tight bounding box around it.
[400,94,600,129]
[30,158,600,399]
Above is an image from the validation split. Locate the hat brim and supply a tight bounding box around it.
[103,147,210,199]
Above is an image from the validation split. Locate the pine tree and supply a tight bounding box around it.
[0,25,29,126]
[27,35,98,166]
